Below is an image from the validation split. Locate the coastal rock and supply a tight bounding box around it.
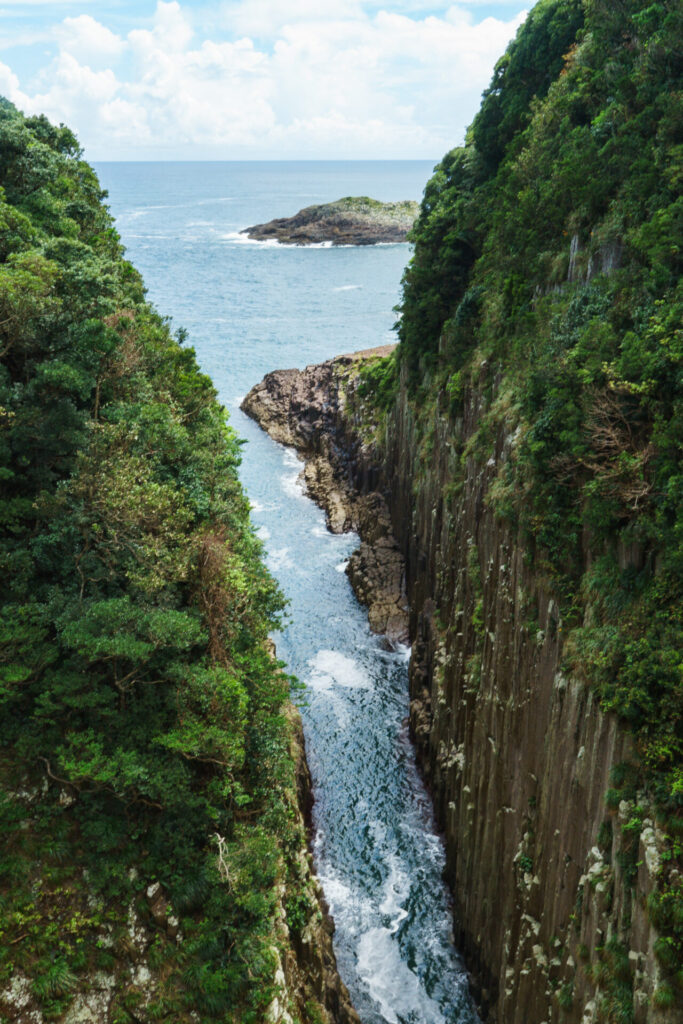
[241,347,409,643]
[242,196,418,246]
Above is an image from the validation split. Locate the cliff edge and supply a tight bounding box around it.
[241,347,409,644]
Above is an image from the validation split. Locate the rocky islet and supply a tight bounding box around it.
[242,196,419,246]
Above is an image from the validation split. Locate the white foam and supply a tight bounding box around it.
[249,498,278,514]
[313,856,373,938]
[256,525,270,541]
[357,927,445,1024]
[280,470,305,499]
[282,448,301,468]
[318,872,355,914]
[394,641,412,663]
[267,547,293,571]
[379,853,410,933]
[333,284,362,291]
[311,524,331,538]
[222,230,338,249]
[307,650,370,691]
[335,560,349,573]
[222,230,280,247]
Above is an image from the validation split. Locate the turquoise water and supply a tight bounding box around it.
[96,161,477,1024]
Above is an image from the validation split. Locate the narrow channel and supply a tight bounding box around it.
[98,160,478,1024]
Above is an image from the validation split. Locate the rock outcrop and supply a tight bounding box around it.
[242,197,418,246]
[241,347,409,643]
[242,352,673,1024]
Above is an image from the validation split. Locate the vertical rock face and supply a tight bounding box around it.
[278,707,361,1024]
[379,379,662,1024]
[243,354,671,1024]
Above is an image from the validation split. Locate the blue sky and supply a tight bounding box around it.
[0,0,529,160]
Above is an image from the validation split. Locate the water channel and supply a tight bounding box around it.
[98,160,478,1024]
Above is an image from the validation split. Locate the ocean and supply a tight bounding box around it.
[96,160,478,1024]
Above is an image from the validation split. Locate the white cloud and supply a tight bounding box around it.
[129,1,194,55]
[0,61,20,96]
[3,0,528,159]
[55,15,124,64]
[222,0,366,36]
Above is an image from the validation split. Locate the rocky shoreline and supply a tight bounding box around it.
[241,347,409,644]
[241,197,418,246]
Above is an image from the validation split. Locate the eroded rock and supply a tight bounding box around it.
[241,347,409,643]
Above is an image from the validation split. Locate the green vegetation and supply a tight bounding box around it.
[328,196,419,218]
[0,102,321,1021]
[398,0,682,812]
[355,351,399,411]
[388,0,682,1003]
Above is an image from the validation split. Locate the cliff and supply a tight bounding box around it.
[242,197,418,245]
[0,101,357,1024]
[242,2,682,1018]
[0,702,359,1024]
[242,349,678,1024]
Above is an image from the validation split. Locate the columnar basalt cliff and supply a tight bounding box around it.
[242,351,676,1024]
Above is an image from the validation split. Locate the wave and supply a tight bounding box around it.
[266,547,293,571]
[221,230,338,249]
[307,649,371,691]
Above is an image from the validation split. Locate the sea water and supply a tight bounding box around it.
[96,161,478,1024]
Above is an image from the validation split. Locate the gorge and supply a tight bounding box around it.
[0,0,681,1021]
[241,344,677,1023]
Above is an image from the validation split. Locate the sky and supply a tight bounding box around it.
[0,0,529,161]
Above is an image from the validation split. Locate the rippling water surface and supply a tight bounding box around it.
[97,161,478,1024]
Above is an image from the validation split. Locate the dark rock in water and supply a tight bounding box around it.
[241,196,418,246]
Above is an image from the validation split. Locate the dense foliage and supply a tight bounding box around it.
[0,103,317,1022]
[394,0,682,1005]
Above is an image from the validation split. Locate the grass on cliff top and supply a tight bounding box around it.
[322,196,419,218]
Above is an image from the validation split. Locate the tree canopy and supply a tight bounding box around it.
[0,100,320,1023]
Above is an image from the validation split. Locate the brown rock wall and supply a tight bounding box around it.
[242,352,671,1024]
[375,371,669,1024]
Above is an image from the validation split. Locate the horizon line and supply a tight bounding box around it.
[91,157,440,164]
